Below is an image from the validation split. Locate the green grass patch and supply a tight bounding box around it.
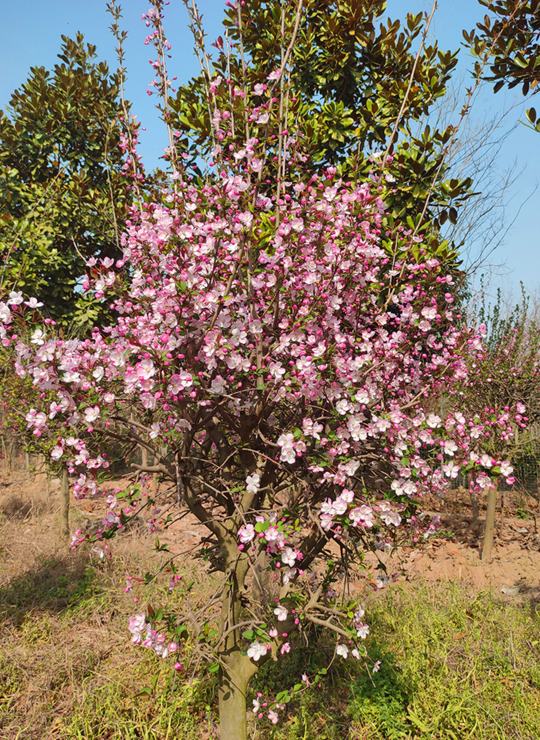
[260,583,540,740]
[1,534,539,740]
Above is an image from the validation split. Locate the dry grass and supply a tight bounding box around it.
[0,474,214,740]
[1,473,540,739]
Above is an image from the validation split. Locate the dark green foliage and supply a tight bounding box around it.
[465,0,540,130]
[170,0,477,271]
[0,33,129,330]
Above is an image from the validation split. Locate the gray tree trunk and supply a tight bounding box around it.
[482,482,498,562]
[60,467,70,541]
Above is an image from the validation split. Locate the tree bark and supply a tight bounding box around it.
[60,467,70,541]
[218,655,256,740]
[217,551,256,740]
[482,482,498,562]
[469,489,479,527]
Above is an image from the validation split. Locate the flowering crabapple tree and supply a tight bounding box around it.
[447,315,538,561]
[0,296,78,539]
[0,4,522,739]
[2,171,520,737]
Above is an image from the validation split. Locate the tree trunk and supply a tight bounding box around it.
[482,482,498,563]
[216,552,255,740]
[60,467,70,541]
[469,489,479,527]
[218,656,256,740]
[1,436,7,476]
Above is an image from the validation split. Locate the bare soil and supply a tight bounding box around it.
[2,468,540,739]
[2,469,540,606]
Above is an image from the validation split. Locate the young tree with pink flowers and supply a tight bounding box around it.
[449,296,540,561]
[0,2,525,738]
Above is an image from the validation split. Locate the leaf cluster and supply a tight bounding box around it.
[0,33,129,330]
[465,0,540,97]
[170,0,476,274]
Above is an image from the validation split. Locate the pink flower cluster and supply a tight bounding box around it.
[129,613,178,659]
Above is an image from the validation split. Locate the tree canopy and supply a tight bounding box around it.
[0,33,129,330]
[170,0,476,272]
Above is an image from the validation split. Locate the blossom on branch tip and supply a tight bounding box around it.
[247,641,268,661]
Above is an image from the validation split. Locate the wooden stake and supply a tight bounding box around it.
[482,482,498,563]
[60,467,70,541]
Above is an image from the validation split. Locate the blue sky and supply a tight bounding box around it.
[1,0,538,299]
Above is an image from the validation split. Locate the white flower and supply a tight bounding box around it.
[30,328,45,345]
[336,399,351,415]
[421,306,437,320]
[128,613,148,644]
[278,433,296,464]
[356,623,370,639]
[8,291,24,305]
[442,461,460,479]
[247,641,268,661]
[141,393,156,410]
[500,461,513,477]
[274,605,288,621]
[92,366,104,381]
[50,445,64,461]
[281,547,297,567]
[479,453,493,468]
[282,567,297,584]
[210,375,227,394]
[150,422,161,439]
[25,297,43,308]
[63,370,80,383]
[349,505,374,528]
[238,524,255,543]
[0,303,11,323]
[137,359,155,380]
[246,474,260,494]
[426,414,441,428]
[84,406,100,424]
[252,698,260,714]
[443,439,458,456]
[336,643,349,658]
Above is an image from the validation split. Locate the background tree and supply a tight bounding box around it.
[0,33,130,331]
[449,287,540,560]
[466,0,540,131]
[170,0,477,276]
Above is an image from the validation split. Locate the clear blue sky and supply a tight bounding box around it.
[1,0,538,299]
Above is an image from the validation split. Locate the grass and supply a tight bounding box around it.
[1,481,540,739]
[252,584,540,740]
